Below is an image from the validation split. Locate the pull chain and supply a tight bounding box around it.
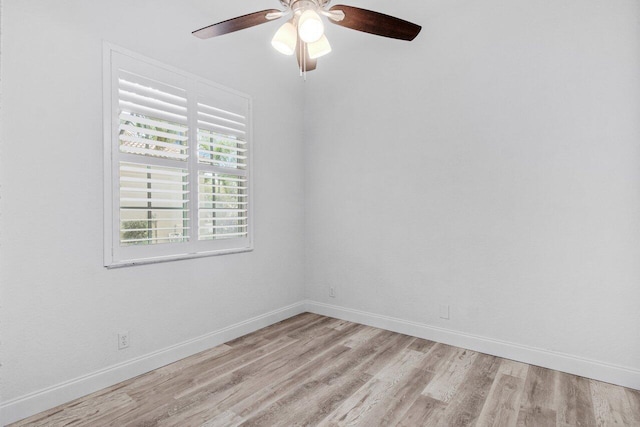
[299,40,303,77]
[299,41,307,80]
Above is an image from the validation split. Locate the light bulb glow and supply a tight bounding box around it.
[298,10,324,43]
[308,34,332,59]
[271,22,297,55]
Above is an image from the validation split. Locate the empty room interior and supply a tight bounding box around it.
[1,0,639,425]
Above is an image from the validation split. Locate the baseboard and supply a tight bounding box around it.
[0,301,306,426]
[305,300,640,391]
[3,300,637,426]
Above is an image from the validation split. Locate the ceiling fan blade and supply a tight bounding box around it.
[193,9,282,39]
[328,5,421,41]
[296,36,317,72]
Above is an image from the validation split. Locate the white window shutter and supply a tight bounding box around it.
[195,82,251,245]
[105,46,252,267]
[119,162,190,245]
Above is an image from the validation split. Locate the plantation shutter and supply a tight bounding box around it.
[118,71,190,161]
[196,82,250,244]
[117,68,191,251]
[119,162,190,245]
[106,47,252,267]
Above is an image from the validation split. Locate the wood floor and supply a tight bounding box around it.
[11,313,640,427]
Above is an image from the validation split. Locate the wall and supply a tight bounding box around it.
[0,0,306,419]
[2,0,640,423]
[304,0,640,385]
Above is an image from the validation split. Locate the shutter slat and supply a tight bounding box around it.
[199,217,247,222]
[120,112,188,133]
[198,184,247,190]
[199,202,248,206]
[197,102,246,120]
[198,110,246,129]
[120,165,188,177]
[120,135,188,152]
[121,208,190,212]
[124,226,190,232]
[198,141,247,153]
[122,217,190,222]
[121,236,188,243]
[200,137,247,146]
[121,187,189,195]
[119,89,187,116]
[197,119,245,138]
[199,208,247,213]
[200,224,247,230]
[198,176,246,182]
[197,147,247,160]
[120,145,189,159]
[120,124,188,142]
[199,232,248,239]
[199,159,247,168]
[120,100,188,125]
[119,78,187,106]
[198,192,247,197]
[121,177,189,185]
[121,197,189,204]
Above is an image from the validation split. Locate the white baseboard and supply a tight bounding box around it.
[3,300,637,426]
[305,300,640,391]
[0,302,306,426]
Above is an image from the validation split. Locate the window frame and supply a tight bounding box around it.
[103,43,254,268]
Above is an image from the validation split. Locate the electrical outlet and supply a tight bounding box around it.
[439,304,450,320]
[329,287,336,298]
[118,332,130,350]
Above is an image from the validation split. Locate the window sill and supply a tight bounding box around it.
[105,246,254,269]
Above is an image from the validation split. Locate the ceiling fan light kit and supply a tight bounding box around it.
[307,34,332,59]
[298,9,324,43]
[192,0,422,75]
[271,21,298,55]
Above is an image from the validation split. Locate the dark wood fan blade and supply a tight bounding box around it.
[193,9,281,39]
[296,36,317,72]
[328,5,421,41]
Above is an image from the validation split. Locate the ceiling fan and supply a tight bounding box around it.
[192,0,421,75]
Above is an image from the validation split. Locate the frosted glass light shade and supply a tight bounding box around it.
[271,22,297,55]
[298,10,324,43]
[308,34,332,59]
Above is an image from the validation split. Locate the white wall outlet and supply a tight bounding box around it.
[329,287,336,298]
[439,304,450,320]
[118,332,130,350]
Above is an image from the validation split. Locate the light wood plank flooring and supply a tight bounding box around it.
[10,313,640,426]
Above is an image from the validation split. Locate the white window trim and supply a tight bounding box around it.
[103,43,254,268]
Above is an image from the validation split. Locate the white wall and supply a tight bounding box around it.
[2,0,640,422]
[0,0,305,407]
[305,0,640,377]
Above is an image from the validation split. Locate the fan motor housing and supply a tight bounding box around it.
[280,0,330,10]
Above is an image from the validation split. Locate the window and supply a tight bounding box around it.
[104,45,252,267]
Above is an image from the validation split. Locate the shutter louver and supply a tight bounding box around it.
[197,101,247,170]
[198,172,249,240]
[196,83,250,243]
[119,162,189,245]
[118,71,189,162]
